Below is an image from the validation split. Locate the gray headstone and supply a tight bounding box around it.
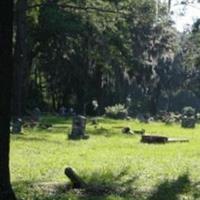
[33,107,41,120]
[68,115,89,140]
[59,106,67,117]
[11,118,23,134]
[181,107,196,128]
[181,116,196,128]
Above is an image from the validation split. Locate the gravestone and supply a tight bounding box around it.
[141,135,168,143]
[64,167,86,188]
[181,107,196,128]
[91,118,98,125]
[33,107,41,120]
[59,106,67,117]
[11,118,23,134]
[141,135,189,144]
[92,100,98,113]
[136,113,148,123]
[126,96,131,115]
[182,116,196,128]
[68,115,89,140]
[69,107,76,116]
[122,127,133,134]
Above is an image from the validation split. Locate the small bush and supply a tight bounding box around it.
[196,113,200,122]
[182,106,195,116]
[105,104,128,119]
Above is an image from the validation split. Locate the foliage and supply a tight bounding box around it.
[169,90,200,112]
[105,104,128,119]
[182,106,195,116]
[19,0,183,115]
[13,0,200,115]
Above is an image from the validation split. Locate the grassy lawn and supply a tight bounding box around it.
[11,116,200,200]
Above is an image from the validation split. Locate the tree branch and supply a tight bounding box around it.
[16,2,129,16]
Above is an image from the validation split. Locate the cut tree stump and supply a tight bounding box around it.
[121,127,133,134]
[64,167,87,188]
[141,135,189,144]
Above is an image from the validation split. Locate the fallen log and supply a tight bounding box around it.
[64,167,87,188]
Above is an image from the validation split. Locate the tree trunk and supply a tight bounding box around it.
[168,0,171,13]
[52,93,56,112]
[0,0,17,199]
[76,90,85,115]
[149,83,161,115]
[12,0,28,117]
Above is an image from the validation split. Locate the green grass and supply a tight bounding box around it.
[11,116,200,200]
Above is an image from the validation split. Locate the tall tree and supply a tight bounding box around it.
[0,0,17,199]
[13,0,28,117]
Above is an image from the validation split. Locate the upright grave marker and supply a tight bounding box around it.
[181,107,196,128]
[68,115,89,140]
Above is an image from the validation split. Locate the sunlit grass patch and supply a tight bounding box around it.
[10,117,200,200]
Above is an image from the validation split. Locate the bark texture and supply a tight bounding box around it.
[0,0,17,199]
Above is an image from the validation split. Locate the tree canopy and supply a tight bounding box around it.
[12,0,200,115]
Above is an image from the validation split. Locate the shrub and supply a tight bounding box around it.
[196,113,200,122]
[182,106,195,116]
[105,104,128,119]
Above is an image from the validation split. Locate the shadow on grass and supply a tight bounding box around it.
[36,126,70,134]
[14,167,139,200]
[89,127,111,137]
[88,125,127,137]
[23,116,129,137]
[13,171,200,200]
[12,135,63,144]
[81,167,138,199]
[148,174,193,200]
[40,115,71,125]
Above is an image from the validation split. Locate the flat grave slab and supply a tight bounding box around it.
[141,135,189,144]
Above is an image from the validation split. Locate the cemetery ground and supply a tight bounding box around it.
[11,116,200,200]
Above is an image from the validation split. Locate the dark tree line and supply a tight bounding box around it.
[11,0,177,115]
[3,0,200,119]
[9,0,200,118]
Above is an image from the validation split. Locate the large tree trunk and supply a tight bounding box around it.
[149,83,161,115]
[0,0,17,199]
[12,0,29,117]
[168,0,171,13]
